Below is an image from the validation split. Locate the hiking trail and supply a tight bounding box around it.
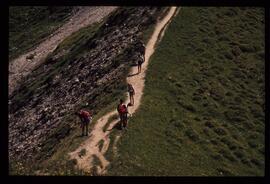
[9,6,117,96]
[68,7,178,175]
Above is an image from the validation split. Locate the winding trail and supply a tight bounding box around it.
[9,6,117,96]
[68,7,178,175]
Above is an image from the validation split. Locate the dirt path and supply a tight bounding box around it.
[68,7,178,175]
[9,6,117,96]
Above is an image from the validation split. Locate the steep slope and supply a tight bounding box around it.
[68,7,178,175]
[9,6,75,60]
[9,6,117,95]
[9,7,167,175]
[107,7,265,176]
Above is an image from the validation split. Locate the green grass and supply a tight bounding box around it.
[78,149,87,158]
[107,7,265,176]
[98,140,105,152]
[9,6,73,60]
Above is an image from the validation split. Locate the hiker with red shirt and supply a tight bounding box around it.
[117,99,129,130]
[75,110,92,136]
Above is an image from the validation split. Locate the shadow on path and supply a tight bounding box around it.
[128,72,139,77]
[107,121,123,131]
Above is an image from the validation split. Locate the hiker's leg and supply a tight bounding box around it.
[82,125,85,136]
[86,123,89,136]
[126,114,128,127]
[123,119,126,128]
[119,113,122,122]
[119,114,123,129]
[121,114,124,128]
[123,114,127,128]
[121,114,125,129]
[125,119,128,128]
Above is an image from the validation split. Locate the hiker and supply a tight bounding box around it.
[75,110,92,136]
[117,99,128,129]
[123,103,132,129]
[127,83,135,106]
[139,41,146,62]
[137,55,144,74]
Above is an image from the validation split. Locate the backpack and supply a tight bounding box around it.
[128,85,134,93]
[118,104,127,114]
[80,110,90,121]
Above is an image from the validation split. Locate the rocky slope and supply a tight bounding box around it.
[9,7,165,164]
[9,6,117,96]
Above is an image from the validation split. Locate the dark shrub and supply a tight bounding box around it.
[239,44,255,52]
[192,95,202,101]
[210,139,219,145]
[224,51,233,60]
[241,158,251,166]
[219,149,237,162]
[233,150,245,159]
[250,158,262,167]
[213,127,227,136]
[211,154,222,160]
[216,167,233,176]
[232,46,241,56]
[248,140,258,148]
[257,50,264,59]
[185,128,200,142]
[205,121,214,128]
[203,128,210,136]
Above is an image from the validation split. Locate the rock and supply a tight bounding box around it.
[75,78,79,83]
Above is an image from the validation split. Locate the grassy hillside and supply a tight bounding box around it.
[107,7,265,176]
[9,6,74,60]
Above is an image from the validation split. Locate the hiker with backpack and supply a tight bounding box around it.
[75,109,92,136]
[127,83,135,106]
[124,103,132,129]
[136,40,145,74]
[137,55,144,74]
[117,99,130,130]
[139,41,145,61]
